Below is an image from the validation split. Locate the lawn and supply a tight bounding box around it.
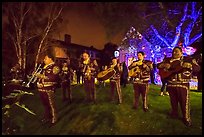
[2,83,202,135]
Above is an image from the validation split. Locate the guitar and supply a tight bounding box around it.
[128,60,152,77]
[158,60,182,80]
[128,66,140,77]
[159,53,202,80]
[97,67,116,81]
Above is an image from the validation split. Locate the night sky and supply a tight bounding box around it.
[2,2,202,51]
[53,2,124,50]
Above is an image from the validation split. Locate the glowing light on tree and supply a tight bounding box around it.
[118,2,202,85]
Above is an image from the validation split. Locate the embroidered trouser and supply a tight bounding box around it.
[39,89,57,124]
[84,77,96,102]
[167,83,191,122]
[110,79,122,103]
[133,82,149,109]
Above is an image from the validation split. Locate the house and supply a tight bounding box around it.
[48,34,102,69]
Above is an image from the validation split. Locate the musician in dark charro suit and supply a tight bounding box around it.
[36,50,60,126]
[80,52,98,103]
[157,46,200,127]
[128,51,153,112]
[60,60,73,103]
[109,57,122,104]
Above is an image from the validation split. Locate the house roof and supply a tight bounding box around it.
[49,39,101,52]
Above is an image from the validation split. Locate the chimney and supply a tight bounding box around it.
[64,34,71,44]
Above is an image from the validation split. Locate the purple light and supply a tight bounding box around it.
[182,47,197,55]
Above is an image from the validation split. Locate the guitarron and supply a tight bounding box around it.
[97,67,116,81]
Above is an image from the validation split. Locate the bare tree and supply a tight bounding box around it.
[6,2,33,70]
[3,2,64,72]
[34,2,63,70]
[147,2,202,48]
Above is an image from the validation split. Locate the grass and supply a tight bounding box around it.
[2,83,202,135]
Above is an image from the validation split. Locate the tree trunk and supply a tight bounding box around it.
[34,24,51,70]
[170,3,188,48]
[23,43,26,78]
[34,4,63,70]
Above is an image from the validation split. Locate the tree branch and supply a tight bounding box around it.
[171,3,188,47]
[191,2,196,18]
[188,33,202,46]
[8,32,19,59]
[22,34,39,45]
[150,25,170,47]
[35,4,63,69]
[10,10,18,31]
[21,3,32,22]
[198,6,202,16]
[158,2,174,28]
[53,7,63,21]
[183,2,201,47]
[142,11,162,19]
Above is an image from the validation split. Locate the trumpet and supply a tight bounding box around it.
[25,64,43,88]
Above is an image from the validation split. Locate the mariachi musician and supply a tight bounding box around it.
[60,59,73,103]
[128,51,153,112]
[80,52,98,104]
[157,46,200,127]
[109,57,122,104]
[35,49,60,127]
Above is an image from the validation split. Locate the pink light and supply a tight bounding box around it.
[182,46,197,55]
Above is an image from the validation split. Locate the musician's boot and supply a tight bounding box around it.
[118,97,122,104]
[164,92,169,96]
[160,92,164,96]
[143,107,149,112]
[183,119,192,127]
